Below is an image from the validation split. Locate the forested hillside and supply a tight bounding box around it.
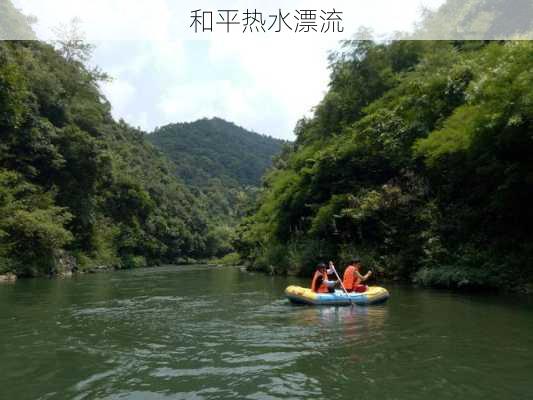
[147,118,285,228]
[149,118,285,188]
[236,41,533,290]
[413,0,533,39]
[0,39,219,276]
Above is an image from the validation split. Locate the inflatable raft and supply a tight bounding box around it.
[285,285,390,306]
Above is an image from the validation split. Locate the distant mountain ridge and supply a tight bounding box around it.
[147,118,286,188]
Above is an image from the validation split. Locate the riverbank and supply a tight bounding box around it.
[0,272,17,283]
[0,253,239,284]
[244,261,533,294]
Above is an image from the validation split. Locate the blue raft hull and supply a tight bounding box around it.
[285,286,390,306]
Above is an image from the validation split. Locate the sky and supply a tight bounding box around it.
[13,0,445,140]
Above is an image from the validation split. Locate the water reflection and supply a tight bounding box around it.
[1,267,533,400]
[293,304,388,333]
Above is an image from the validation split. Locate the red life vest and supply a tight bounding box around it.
[311,270,329,293]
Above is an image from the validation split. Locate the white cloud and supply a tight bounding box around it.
[157,78,284,134]
[205,36,333,136]
[101,77,135,116]
[14,0,446,40]
[13,0,176,40]
[12,0,447,139]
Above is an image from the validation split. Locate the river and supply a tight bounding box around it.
[0,265,532,400]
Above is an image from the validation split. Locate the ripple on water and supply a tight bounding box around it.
[250,372,323,399]
[221,350,313,365]
[152,364,275,379]
[5,267,532,400]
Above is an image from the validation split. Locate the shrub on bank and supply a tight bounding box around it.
[121,255,148,269]
[211,252,241,266]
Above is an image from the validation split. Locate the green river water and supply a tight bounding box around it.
[1,265,532,400]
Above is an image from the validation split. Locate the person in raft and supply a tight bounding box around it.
[326,261,338,283]
[311,262,337,293]
[342,258,372,293]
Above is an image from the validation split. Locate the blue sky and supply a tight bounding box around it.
[90,37,336,139]
[13,0,446,140]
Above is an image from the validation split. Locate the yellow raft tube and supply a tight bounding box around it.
[285,285,390,306]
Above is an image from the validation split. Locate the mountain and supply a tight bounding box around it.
[147,118,286,232]
[237,40,533,290]
[147,118,286,189]
[0,39,222,276]
[0,1,286,275]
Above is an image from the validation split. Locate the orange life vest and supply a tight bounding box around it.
[342,265,361,291]
[311,270,329,293]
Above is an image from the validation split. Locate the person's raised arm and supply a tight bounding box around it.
[356,269,373,282]
[363,270,373,281]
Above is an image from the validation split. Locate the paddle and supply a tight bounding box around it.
[328,261,355,307]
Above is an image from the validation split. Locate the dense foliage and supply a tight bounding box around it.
[149,120,284,221]
[236,41,533,290]
[413,0,533,39]
[148,119,285,259]
[0,40,216,276]
[149,118,285,188]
